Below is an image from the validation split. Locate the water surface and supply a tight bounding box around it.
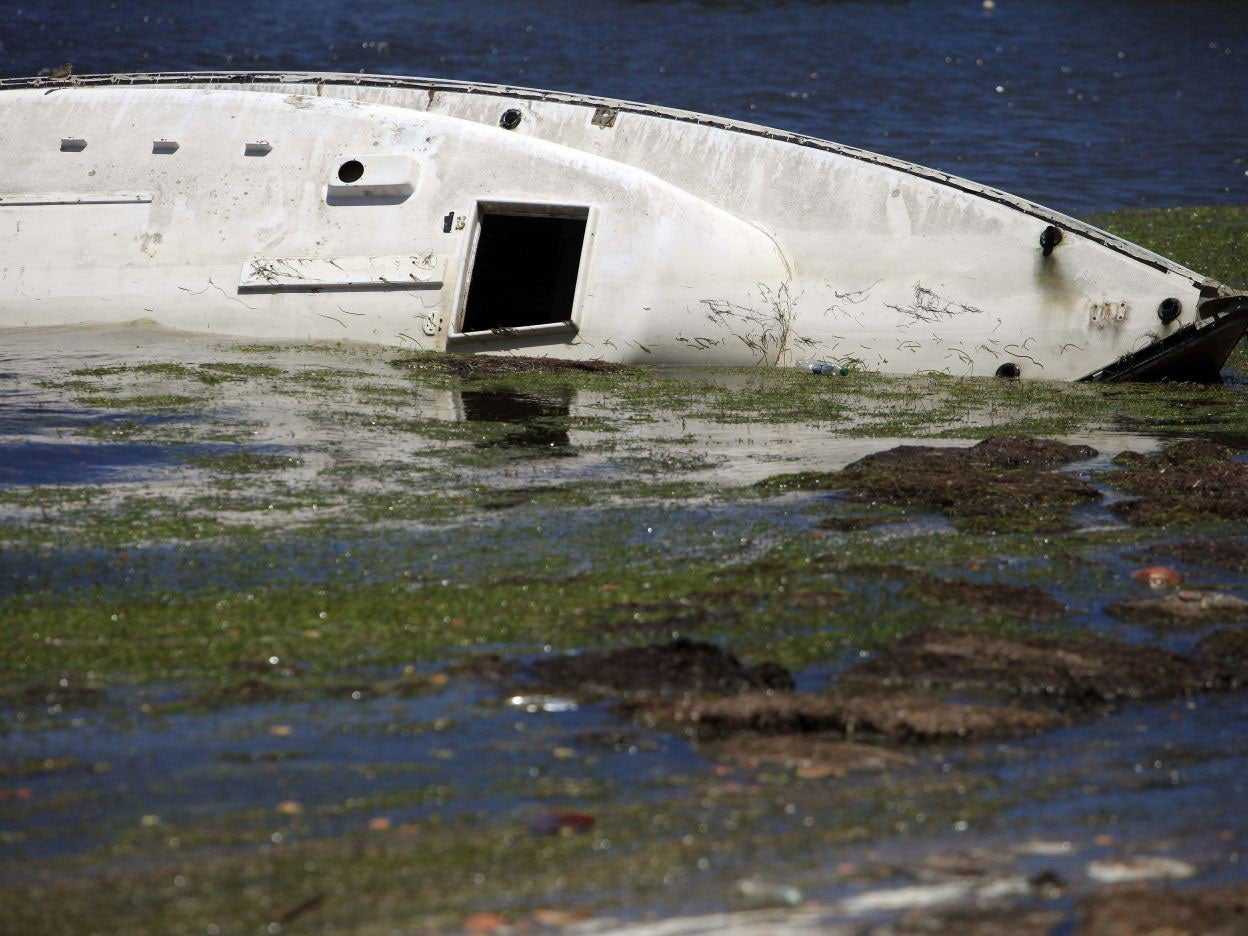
[2,325,1248,931]
[4,0,1247,215]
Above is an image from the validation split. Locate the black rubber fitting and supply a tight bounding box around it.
[995,362,1021,379]
[1157,297,1182,324]
[499,108,523,130]
[1040,226,1063,257]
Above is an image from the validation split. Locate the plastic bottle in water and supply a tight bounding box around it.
[809,361,850,376]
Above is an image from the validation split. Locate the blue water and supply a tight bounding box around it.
[3,0,1247,215]
[0,499,809,598]
[0,439,192,485]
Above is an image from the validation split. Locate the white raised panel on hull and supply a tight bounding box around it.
[239,255,445,293]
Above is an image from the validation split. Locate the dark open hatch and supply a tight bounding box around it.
[460,208,588,334]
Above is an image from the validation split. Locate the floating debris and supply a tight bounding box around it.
[844,629,1210,707]
[732,878,803,910]
[524,639,793,699]
[1130,565,1184,589]
[1106,590,1248,628]
[507,694,579,713]
[529,809,595,837]
[1078,880,1248,934]
[1109,441,1248,526]
[701,736,913,777]
[1086,855,1197,883]
[631,689,1061,742]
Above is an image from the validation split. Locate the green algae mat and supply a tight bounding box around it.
[3,207,1248,935]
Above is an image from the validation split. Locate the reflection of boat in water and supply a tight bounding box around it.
[1,71,1244,382]
[459,388,574,453]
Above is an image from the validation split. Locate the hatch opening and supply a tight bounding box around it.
[457,204,589,337]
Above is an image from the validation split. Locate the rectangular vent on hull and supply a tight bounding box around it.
[458,206,589,337]
[60,138,87,152]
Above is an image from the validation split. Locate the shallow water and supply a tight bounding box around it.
[6,672,1246,921]
[5,0,1248,216]
[3,325,1248,931]
[0,324,1170,599]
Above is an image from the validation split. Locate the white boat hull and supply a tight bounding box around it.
[0,71,1244,381]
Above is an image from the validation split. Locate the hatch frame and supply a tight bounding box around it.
[447,199,596,345]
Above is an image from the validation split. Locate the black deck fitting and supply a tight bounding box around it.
[1040,225,1063,257]
[1158,297,1182,324]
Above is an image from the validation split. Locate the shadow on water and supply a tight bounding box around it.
[0,395,306,487]
[0,440,196,486]
[0,399,207,485]
[460,387,575,454]
[0,402,189,437]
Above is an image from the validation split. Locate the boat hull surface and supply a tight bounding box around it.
[0,72,1243,381]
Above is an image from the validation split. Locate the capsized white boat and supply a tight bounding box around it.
[1,71,1245,381]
